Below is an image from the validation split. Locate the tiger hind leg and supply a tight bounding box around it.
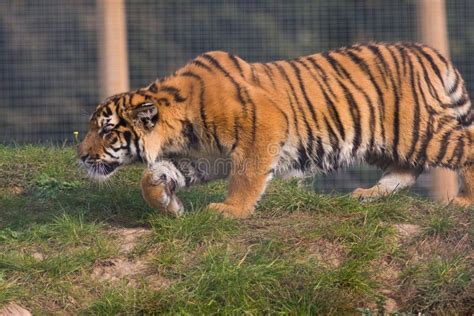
[434,126,474,207]
[453,166,474,207]
[352,164,422,201]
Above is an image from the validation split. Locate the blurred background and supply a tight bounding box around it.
[0,0,471,194]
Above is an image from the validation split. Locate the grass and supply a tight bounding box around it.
[0,144,473,314]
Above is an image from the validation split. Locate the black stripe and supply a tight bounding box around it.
[418,69,437,114]
[415,121,432,166]
[447,135,464,166]
[182,120,200,150]
[323,116,340,164]
[411,45,445,86]
[231,117,240,152]
[386,45,403,92]
[367,44,390,87]
[459,110,474,126]
[261,63,277,88]
[307,56,329,80]
[212,123,224,153]
[414,71,436,165]
[435,129,454,164]
[135,89,149,97]
[114,116,127,129]
[382,46,402,161]
[104,148,119,159]
[416,43,449,68]
[297,143,310,171]
[250,64,261,86]
[122,131,132,152]
[201,55,257,142]
[452,94,469,108]
[249,94,257,143]
[110,143,121,152]
[405,57,421,161]
[315,136,325,169]
[190,59,213,72]
[227,52,244,77]
[303,57,338,101]
[132,129,143,162]
[395,44,409,76]
[287,61,321,130]
[104,105,112,117]
[285,91,302,146]
[267,62,303,152]
[272,62,315,162]
[295,59,345,141]
[160,85,187,102]
[201,53,249,116]
[305,54,376,149]
[266,96,290,135]
[148,83,158,93]
[405,45,443,104]
[180,71,211,140]
[319,51,346,79]
[448,70,460,94]
[344,50,386,147]
[333,56,376,150]
[337,79,362,155]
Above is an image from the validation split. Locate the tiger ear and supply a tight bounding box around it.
[130,102,159,130]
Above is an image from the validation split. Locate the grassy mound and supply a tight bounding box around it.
[0,145,472,314]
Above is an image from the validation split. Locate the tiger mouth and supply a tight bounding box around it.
[85,161,121,180]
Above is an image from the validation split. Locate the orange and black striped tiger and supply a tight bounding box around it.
[78,42,474,218]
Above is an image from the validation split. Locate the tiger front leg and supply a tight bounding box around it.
[208,173,273,218]
[140,161,186,216]
[207,90,287,218]
[208,150,277,219]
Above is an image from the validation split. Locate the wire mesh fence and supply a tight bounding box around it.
[1,0,473,193]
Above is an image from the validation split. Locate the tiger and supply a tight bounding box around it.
[78,42,474,218]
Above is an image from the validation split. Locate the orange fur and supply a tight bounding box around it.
[140,169,184,216]
[78,43,474,218]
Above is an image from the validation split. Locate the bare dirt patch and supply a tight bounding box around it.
[113,227,150,254]
[92,258,146,283]
[0,303,31,316]
[393,223,421,241]
[305,239,345,268]
[91,227,169,289]
[375,259,402,313]
[92,257,170,289]
[31,252,44,261]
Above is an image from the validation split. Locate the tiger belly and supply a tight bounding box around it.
[273,139,367,178]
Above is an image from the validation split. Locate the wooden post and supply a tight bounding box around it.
[417,0,458,201]
[97,0,130,100]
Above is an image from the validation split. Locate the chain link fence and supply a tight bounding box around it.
[1,0,473,193]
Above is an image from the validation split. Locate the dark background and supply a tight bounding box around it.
[1,0,472,192]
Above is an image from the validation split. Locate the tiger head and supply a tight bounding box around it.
[77,86,189,181]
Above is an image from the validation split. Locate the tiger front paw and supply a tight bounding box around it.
[141,161,186,216]
[452,195,474,208]
[352,186,386,202]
